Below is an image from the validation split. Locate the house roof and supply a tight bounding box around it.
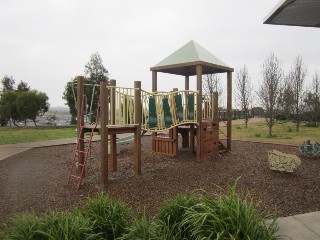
[150,40,233,76]
[264,0,320,28]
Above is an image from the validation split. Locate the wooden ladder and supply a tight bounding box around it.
[67,126,96,189]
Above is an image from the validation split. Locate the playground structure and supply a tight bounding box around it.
[67,40,234,189]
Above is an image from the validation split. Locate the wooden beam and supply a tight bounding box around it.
[152,71,157,92]
[100,80,109,188]
[109,80,117,172]
[152,71,157,151]
[185,75,189,90]
[227,72,232,150]
[213,92,219,122]
[196,65,202,161]
[76,76,84,174]
[134,81,142,176]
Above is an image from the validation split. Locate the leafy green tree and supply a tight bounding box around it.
[16,91,49,126]
[17,81,31,92]
[85,52,109,84]
[1,75,15,91]
[0,91,22,126]
[63,52,109,124]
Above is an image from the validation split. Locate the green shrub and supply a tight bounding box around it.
[255,132,261,137]
[120,214,156,240]
[180,185,279,240]
[267,134,277,138]
[0,190,279,240]
[286,126,293,132]
[0,213,43,240]
[38,210,96,240]
[83,193,131,239]
[155,193,200,239]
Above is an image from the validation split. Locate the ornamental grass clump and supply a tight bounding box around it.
[155,193,200,239]
[83,193,131,239]
[180,185,279,240]
[38,210,96,240]
[0,185,280,240]
[0,213,43,240]
[120,214,156,240]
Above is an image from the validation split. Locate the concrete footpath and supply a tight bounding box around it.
[270,211,320,240]
[0,136,101,161]
[0,138,320,239]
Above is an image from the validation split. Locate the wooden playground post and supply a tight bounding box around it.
[76,76,85,174]
[185,75,189,90]
[196,65,203,161]
[134,81,142,176]
[213,92,219,122]
[152,71,157,151]
[227,72,232,150]
[100,80,109,188]
[110,80,117,172]
[185,74,195,152]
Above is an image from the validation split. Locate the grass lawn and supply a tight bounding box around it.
[224,120,320,146]
[1,120,319,146]
[0,126,77,145]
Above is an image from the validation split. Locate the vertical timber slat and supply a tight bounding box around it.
[227,72,232,150]
[152,71,157,151]
[110,80,117,172]
[196,65,202,161]
[100,80,109,188]
[134,81,142,176]
[76,76,85,175]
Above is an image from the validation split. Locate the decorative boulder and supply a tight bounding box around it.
[268,150,301,173]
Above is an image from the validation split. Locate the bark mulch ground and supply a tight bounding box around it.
[1,135,320,227]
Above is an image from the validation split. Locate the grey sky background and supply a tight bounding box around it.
[1,0,319,107]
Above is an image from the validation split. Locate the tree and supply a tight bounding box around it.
[277,76,294,120]
[63,52,109,124]
[0,91,22,126]
[258,53,283,137]
[235,65,252,128]
[289,55,307,131]
[84,52,109,84]
[17,81,31,92]
[202,74,224,108]
[16,91,49,126]
[1,75,15,91]
[304,72,320,126]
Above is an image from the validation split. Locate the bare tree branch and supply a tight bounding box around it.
[258,53,283,137]
[236,65,252,128]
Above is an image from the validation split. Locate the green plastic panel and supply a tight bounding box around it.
[148,97,157,128]
[162,98,172,127]
[188,94,195,119]
[174,94,184,122]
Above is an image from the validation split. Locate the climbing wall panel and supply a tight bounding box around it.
[200,120,219,160]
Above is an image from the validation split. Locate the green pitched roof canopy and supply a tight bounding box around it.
[264,0,320,28]
[150,40,234,76]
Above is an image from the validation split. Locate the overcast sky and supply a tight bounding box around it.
[1,0,319,107]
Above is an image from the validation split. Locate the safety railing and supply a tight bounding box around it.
[107,86,138,127]
[141,89,198,132]
[75,82,218,131]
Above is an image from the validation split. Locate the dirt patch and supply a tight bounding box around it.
[1,136,320,227]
